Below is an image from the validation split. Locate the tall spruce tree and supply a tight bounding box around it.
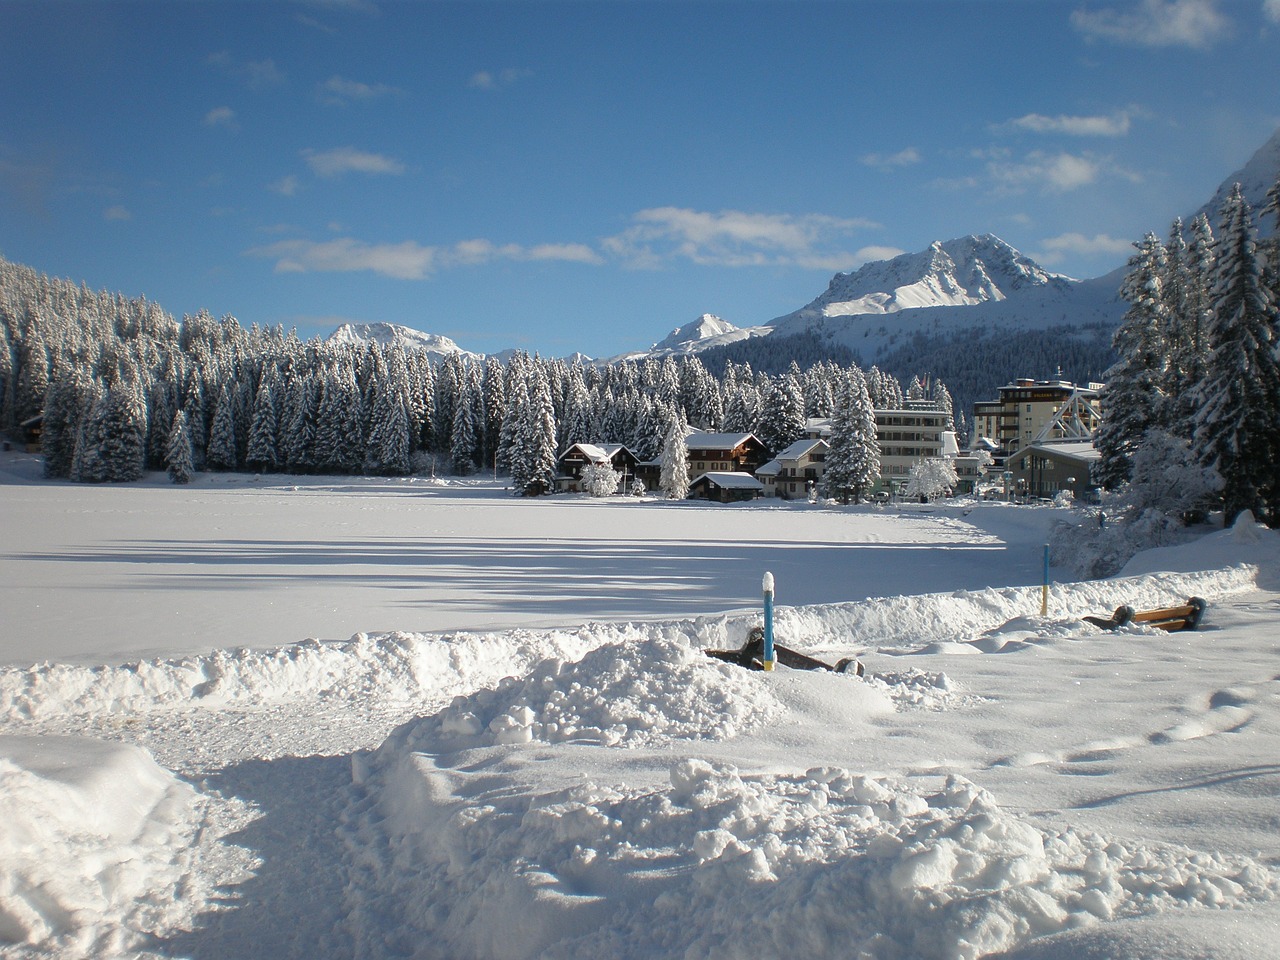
[166,408,194,484]
[1193,185,1280,525]
[659,409,690,500]
[1095,233,1172,489]
[822,373,880,504]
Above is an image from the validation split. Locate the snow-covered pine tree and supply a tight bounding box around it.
[520,365,559,495]
[450,373,480,476]
[500,375,530,486]
[822,372,880,504]
[1193,184,1280,525]
[364,377,411,476]
[166,408,194,484]
[756,374,805,455]
[206,383,238,471]
[246,377,280,472]
[282,374,318,473]
[72,378,147,482]
[1094,233,1172,489]
[482,356,507,471]
[658,409,690,500]
[42,369,97,479]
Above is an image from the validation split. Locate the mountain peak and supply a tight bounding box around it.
[771,234,1068,330]
[327,322,478,359]
[1190,125,1280,235]
[652,314,739,351]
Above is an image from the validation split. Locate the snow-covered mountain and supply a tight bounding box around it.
[1189,126,1280,235]
[609,313,773,363]
[775,235,1072,326]
[328,322,480,361]
[761,234,1118,365]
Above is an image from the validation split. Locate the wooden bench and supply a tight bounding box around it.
[706,627,864,676]
[1083,596,1207,632]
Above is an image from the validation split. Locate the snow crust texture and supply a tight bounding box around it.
[0,737,227,957]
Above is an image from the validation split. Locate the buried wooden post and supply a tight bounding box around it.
[762,571,777,671]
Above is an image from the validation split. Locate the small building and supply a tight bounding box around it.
[1006,438,1100,500]
[757,438,828,499]
[556,443,640,493]
[688,471,764,503]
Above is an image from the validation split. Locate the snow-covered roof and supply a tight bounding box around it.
[772,438,827,462]
[755,460,781,477]
[562,442,630,463]
[684,432,758,450]
[691,471,764,489]
[1019,439,1100,462]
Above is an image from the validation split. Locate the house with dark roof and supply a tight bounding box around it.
[688,471,764,503]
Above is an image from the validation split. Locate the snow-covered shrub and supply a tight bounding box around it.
[582,460,621,497]
[1051,506,1188,579]
[1051,431,1221,579]
[1121,429,1221,520]
[904,458,958,502]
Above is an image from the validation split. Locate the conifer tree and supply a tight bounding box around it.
[450,374,480,476]
[1193,184,1280,525]
[246,378,280,472]
[42,369,96,479]
[822,373,880,503]
[659,409,690,500]
[756,374,805,454]
[1095,233,1171,489]
[166,409,194,484]
[206,384,238,471]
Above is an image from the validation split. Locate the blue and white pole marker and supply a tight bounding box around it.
[762,571,777,671]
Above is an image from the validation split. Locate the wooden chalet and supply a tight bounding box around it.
[556,442,641,493]
[688,471,765,503]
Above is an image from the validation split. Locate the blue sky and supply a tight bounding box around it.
[2,0,1278,358]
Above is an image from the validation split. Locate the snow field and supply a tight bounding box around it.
[343,628,1277,960]
[3,470,1280,960]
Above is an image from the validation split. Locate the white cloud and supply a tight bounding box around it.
[1035,232,1135,264]
[861,147,921,170]
[247,235,602,279]
[986,150,1139,193]
[318,75,401,106]
[207,51,286,88]
[303,147,405,178]
[1071,0,1230,49]
[203,106,238,130]
[468,68,533,91]
[603,207,881,269]
[1266,0,1280,22]
[269,175,300,196]
[1006,111,1132,136]
[104,205,131,221]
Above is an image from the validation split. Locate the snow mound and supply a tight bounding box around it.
[0,735,217,956]
[382,631,785,750]
[345,757,1279,960]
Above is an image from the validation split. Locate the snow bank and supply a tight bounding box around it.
[0,564,1259,723]
[400,631,786,750]
[0,735,216,956]
[346,753,1278,960]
